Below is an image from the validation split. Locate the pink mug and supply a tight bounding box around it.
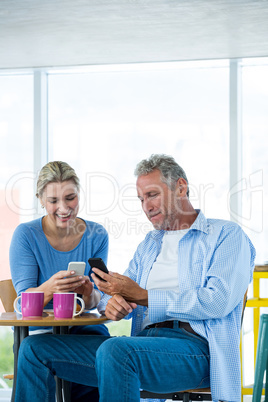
[53,293,85,319]
[13,292,44,317]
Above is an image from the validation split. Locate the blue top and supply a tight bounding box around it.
[10,217,108,320]
[98,210,255,402]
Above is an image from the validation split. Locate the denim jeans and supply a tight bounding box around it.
[68,324,109,401]
[28,324,109,401]
[15,323,210,402]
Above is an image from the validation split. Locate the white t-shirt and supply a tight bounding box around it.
[142,229,189,329]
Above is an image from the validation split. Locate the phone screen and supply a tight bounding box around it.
[88,258,108,281]
[67,262,86,276]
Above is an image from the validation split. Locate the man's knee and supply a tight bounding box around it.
[96,337,138,368]
[96,337,119,362]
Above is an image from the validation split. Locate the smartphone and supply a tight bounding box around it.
[88,258,108,281]
[67,262,86,276]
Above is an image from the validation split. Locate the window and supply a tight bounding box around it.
[48,61,229,272]
[0,74,33,283]
[0,73,33,392]
[242,59,268,264]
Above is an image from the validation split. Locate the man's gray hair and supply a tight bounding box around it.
[134,154,189,197]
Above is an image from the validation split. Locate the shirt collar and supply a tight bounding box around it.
[189,209,209,234]
[150,209,209,239]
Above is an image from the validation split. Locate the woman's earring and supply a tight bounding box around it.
[41,205,44,209]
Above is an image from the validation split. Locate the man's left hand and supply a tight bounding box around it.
[92,269,148,307]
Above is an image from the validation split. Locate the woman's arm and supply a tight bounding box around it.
[10,224,41,298]
[10,224,86,307]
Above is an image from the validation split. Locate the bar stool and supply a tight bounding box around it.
[252,314,268,402]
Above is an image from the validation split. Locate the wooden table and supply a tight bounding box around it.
[0,310,109,402]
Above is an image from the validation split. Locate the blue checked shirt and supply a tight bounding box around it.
[98,210,256,402]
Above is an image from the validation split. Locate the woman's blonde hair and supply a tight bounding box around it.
[36,161,80,198]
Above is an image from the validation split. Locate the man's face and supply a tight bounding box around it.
[136,169,182,230]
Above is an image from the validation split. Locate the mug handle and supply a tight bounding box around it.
[74,296,85,316]
[13,296,22,314]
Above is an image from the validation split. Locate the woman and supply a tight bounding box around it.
[10,161,109,400]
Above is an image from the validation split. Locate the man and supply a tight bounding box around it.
[15,154,255,402]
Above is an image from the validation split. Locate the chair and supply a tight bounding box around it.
[252,314,268,402]
[140,291,248,402]
[0,279,17,312]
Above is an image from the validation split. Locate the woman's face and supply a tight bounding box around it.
[41,180,79,230]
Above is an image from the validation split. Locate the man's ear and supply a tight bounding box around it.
[175,178,188,197]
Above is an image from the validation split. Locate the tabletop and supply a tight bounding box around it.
[0,310,109,327]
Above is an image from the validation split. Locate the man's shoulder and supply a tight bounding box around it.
[192,210,243,237]
[206,217,247,243]
[207,217,240,230]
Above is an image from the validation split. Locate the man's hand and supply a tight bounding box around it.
[92,269,148,306]
[105,294,137,321]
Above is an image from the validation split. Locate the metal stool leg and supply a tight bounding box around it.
[11,327,20,402]
[53,326,64,402]
[266,357,268,402]
[182,393,190,402]
[53,326,71,402]
[62,380,71,402]
[60,326,71,402]
[56,377,63,402]
[252,314,268,402]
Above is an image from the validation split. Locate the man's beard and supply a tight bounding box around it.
[151,210,179,230]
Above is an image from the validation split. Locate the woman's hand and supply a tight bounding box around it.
[72,276,101,310]
[31,270,89,306]
[29,271,98,309]
[46,270,87,293]
[73,276,94,297]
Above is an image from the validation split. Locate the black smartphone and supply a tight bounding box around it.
[88,258,109,281]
